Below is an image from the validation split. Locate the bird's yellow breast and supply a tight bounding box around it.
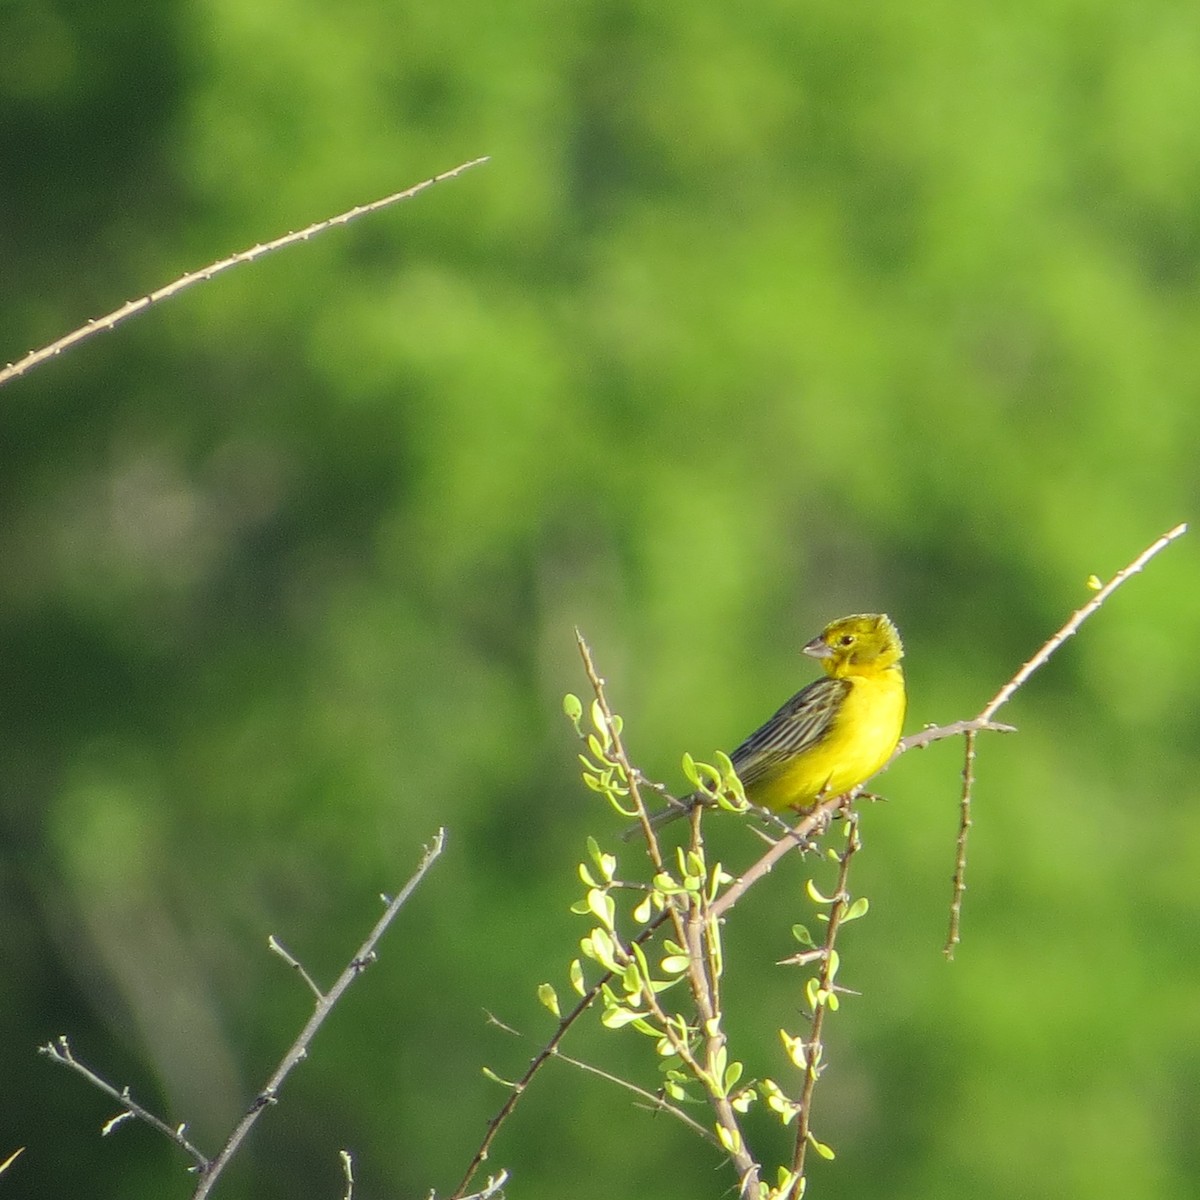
[748,666,906,811]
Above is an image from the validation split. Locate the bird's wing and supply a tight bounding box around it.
[730,676,850,789]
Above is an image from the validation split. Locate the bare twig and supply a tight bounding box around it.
[484,1010,717,1144]
[0,1147,25,1177]
[268,935,324,1001]
[898,717,1015,754]
[39,1037,209,1170]
[339,1150,355,1200]
[979,521,1187,721]
[551,1048,718,1145]
[939,522,1187,954]
[0,158,489,389]
[944,730,977,959]
[191,828,446,1199]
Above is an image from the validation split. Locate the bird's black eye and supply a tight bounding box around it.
[838,634,855,647]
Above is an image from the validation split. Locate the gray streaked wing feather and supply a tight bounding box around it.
[729,676,850,789]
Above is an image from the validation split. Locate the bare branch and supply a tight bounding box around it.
[0,157,489,389]
[981,521,1187,721]
[39,1037,209,1171]
[943,731,976,959]
[191,828,446,1199]
[936,522,1187,953]
[898,718,1015,754]
[708,797,844,922]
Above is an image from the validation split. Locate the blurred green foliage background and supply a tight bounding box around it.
[2,1,1199,1197]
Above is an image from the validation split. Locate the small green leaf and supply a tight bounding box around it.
[586,835,616,883]
[774,1167,799,1198]
[537,983,560,1018]
[805,977,820,1010]
[805,879,836,905]
[581,927,618,971]
[563,693,583,723]
[715,1123,742,1155]
[620,960,641,997]
[590,700,609,743]
[601,1005,647,1029]
[569,958,586,996]
[843,896,870,922]
[660,954,690,975]
[632,893,653,923]
[482,1066,517,1087]
[709,1044,728,1088]
[586,888,616,930]
[724,1059,744,1092]
[791,923,815,947]
[808,1132,836,1160]
[780,1030,807,1069]
[629,939,652,979]
[578,862,597,887]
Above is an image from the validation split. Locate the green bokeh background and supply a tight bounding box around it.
[2,1,1198,1197]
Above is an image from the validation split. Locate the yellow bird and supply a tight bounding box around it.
[728,613,906,811]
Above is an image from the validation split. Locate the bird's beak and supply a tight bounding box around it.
[802,637,834,660]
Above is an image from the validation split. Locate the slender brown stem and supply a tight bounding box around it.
[936,521,1187,955]
[709,796,842,921]
[943,730,976,959]
[0,157,489,389]
[979,522,1187,722]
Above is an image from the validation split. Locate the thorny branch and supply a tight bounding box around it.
[43,830,446,1199]
[941,520,1187,954]
[0,158,489,389]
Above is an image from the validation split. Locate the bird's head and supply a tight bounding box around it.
[803,613,904,677]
